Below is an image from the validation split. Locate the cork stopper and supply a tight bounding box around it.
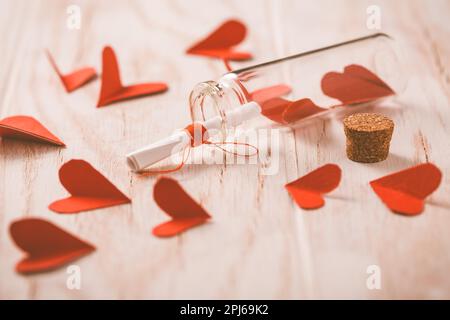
[343,113,394,163]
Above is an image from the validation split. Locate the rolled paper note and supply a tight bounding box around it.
[126,102,261,171]
[343,113,394,163]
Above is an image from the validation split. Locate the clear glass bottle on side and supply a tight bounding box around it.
[189,33,405,138]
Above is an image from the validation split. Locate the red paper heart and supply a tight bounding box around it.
[46,50,97,93]
[0,115,65,146]
[249,84,292,105]
[249,84,292,124]
[259,97,291,124]
[10,218,95,274]
[257,97,326,124]
[97,46,168,107]
[285,164,341,209]
[321,64,394,105]
[49,159,131,213]
[370,163,442,215]
[152,176,211,237]
[186,19,252,61]
[282,98,327,124]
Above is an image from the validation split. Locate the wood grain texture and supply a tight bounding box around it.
[0,0,449,299]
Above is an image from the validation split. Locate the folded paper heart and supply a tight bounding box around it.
[0,115,65,146]
[285,164,341,209]
[152,176,211,237]
[49,159,131,213]
[9,218,95,274]
[248,84,292,123]
[283,99,328,124]
[258,97,291,124]
[186,19,252,61]
[46,50,97,93]
[321,64,395,105]
[97,46,168,107]
[258,97,326,124]
[370,163,442,215]
[249,84,292,105]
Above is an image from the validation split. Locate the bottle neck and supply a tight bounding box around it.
[189,74,248,131]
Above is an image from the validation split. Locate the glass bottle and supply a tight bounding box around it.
[189,33,404,137]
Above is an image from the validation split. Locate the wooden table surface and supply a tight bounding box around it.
[1,0,449,299]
